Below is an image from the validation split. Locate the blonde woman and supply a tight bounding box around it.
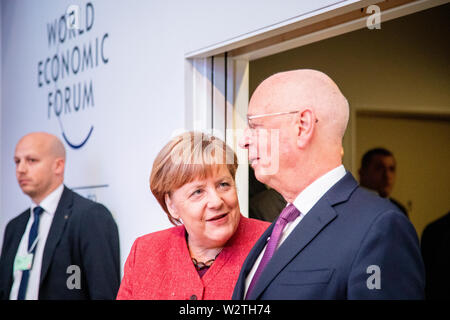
[117,132,269,300]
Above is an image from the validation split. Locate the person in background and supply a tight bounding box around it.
[232,69,424,300]
[0,132,120,300]
[249,166,287,222]
[250,187,286,223]
[117,132,269,300]
[359,147,408,217]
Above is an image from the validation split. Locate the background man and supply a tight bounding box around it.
[359,147,408,217]
[232,69,424,299]
[0,132,120,299]
[249,166,286,222]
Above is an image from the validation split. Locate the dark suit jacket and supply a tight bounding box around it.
[250,188,287,222]
[0,186,120,300]
[232,172,425,300]
[421,212,450,300]
[389,197,408,218]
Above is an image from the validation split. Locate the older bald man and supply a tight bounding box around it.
[232,70,424,300]
[0,132,120,300]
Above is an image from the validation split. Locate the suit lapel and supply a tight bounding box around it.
[243,224,275,275]
[40,186,73,284]
[2,211,30,294]
[234,223,275,298]
[248,172,358,299]
[249,201,337,299]
[9,211,30,257]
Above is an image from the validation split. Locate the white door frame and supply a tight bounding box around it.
[185,55,251,215]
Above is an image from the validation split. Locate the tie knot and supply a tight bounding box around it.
[33,206,44,217]
[278,203,300,224]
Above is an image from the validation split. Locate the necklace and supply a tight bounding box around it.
[185,231,224,270]
[190,250,223,270]
[191,256,216,270]
[186,232,223,270]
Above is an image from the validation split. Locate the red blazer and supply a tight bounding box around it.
[117,215,269,300]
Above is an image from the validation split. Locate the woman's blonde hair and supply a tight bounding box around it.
[150,131,238,225]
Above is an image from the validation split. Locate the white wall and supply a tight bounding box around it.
[0,0,362,270]
[181,0,358,55]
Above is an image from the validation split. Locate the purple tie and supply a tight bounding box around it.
[245,203,300,299]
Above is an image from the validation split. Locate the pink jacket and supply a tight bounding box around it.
[117,216,269,300]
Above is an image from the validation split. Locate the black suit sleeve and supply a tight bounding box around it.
[0,221,15,300]
[421,215,450,300]
[0,213,28,300]
[421,225,434,299]
[78,203,121,299]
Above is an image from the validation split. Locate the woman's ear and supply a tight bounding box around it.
[165,193,179,220]
[295,108,316,148]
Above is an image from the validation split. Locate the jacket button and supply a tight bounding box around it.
[190,294,197,300]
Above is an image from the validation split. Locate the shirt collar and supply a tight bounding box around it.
[31,184,64,217]
[293,165,346,216]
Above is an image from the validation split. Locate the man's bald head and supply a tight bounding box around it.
[250,69,349,143]
[14,132,66,203]
[17,132,66,159]
[242,69,349,201]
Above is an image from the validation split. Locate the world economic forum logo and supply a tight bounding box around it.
[37,2,109,149]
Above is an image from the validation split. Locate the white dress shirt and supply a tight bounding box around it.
[244,165,347,296]
[9,184,64,300]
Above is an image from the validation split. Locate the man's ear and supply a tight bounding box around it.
[54,157,65,176]
[165,193,179,220]
[296,108,316,148]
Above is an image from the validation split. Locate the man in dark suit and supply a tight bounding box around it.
[249,165,286,222]
[0,132,120,300]
[359,148,409,217]
[233,69,424,299]
[421,212,450,299]
[250,188,286,222]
